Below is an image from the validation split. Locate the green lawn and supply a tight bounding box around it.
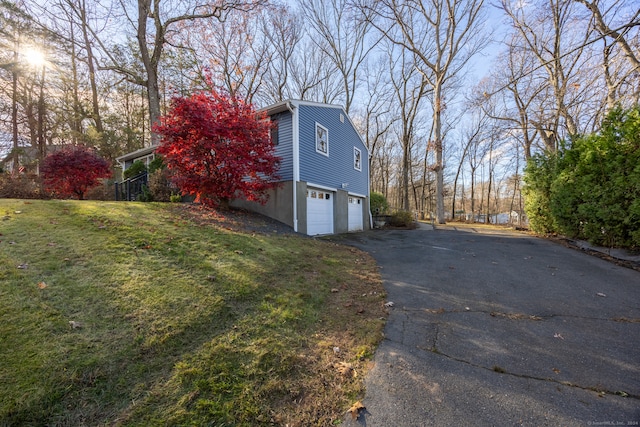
[0,199,386,426]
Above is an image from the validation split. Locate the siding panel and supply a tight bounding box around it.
[272,111,293,181]
[297,104,369,196]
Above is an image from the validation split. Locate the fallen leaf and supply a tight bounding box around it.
[554,333,564,340]
[596,292,606,297]
[336,362,356,378]
[552,368,560,374]
[17,263,28,269]
[333,346,340,354]
[69,321,82,329]
[47,242,56,246]
[384,301,394,308]
[347,401,366,420]
[331,288,339,293]
[234,250,243,255]
[38,282,47,289]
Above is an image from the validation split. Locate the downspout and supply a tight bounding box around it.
[291,101,299,232]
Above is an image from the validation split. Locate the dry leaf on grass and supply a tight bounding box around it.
[69,321,82,329]
[347,401,366,420]
[335,361,356,378]
[37,282,47,289]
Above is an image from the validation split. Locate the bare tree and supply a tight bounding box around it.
[501,0,596,149]
[300,0,378,113]
[176,5,273,104]
[362,0,488,223]
[576,0,640,109]
[387,41,430,211]
[83,0,264,146]
[451,107,489,219]
[260,4,303,103]
[351,55,397,184]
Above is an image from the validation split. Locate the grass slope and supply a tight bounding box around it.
[0,200,386,426]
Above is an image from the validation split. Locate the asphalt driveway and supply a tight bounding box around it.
[338,224,640,426]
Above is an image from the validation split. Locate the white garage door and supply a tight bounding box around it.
[307,189,334,235]
[348,196,364,231]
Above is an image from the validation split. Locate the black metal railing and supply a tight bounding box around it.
[114,172,148,201]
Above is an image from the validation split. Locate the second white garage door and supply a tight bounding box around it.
[348,196,363,231]
[307,189,334,235]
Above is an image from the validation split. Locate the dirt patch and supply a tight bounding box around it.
[171,203,299,236]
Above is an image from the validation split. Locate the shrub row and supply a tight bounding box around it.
[523,106,640,249]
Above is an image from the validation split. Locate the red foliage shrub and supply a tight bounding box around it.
[154,89,280,207]
[41,146,112,200]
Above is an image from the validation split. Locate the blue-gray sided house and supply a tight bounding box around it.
[115,99,371,235]
[231,100,371,235]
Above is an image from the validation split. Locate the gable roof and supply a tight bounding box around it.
[259,100,368,154]
[115,145,157,163]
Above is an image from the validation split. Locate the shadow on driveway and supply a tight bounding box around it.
[335,226,640,426]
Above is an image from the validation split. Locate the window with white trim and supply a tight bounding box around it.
[354,147,362,171]
[316,123,328,156]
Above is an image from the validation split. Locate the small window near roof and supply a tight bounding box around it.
[316,123,328,156]
[354,147,362,171]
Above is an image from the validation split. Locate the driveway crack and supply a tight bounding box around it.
[400,306,639,323]
[422,347,640,401]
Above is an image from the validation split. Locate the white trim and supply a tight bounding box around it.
[292,104,300,232]
[307,182,337,192]
[315,122,329,157]
[348,191,368,198]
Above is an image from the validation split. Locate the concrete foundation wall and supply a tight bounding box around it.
[230,181,294,228]
[335,189,349,234]
[361,196,371,231]
[296,181,308,235]
[231,180,371,235]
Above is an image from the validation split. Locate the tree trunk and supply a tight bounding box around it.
[11,48,19,174]
[402,134,410,210]
[434,82,445,224]
[79,0,103,134]
[69,23,81,144]
[136,0,162,146]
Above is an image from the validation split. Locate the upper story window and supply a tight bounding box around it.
[316,123,328,156]
[354,147,362,171]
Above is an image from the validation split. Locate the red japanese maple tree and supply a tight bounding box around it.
[154,89,280,207]
[41,145,112,200]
